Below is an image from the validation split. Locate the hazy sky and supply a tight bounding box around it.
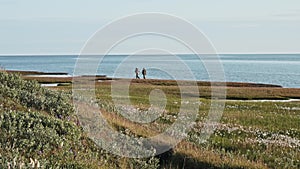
[1,0,300,54]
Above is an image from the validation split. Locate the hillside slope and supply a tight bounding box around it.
[0,72,159,168]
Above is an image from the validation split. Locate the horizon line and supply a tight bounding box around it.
[1,52,300,56]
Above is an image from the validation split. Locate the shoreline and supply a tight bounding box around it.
[5,70,68,75]
[3,69,285,88]
[3,69,300,101]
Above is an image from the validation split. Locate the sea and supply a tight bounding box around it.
[0,54,300,88]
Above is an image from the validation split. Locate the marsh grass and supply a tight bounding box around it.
[1,71,300,168]
[92,80,299,168]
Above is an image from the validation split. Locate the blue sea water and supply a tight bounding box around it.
[0,54,300,88]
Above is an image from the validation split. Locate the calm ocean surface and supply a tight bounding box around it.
[0,54,300,88]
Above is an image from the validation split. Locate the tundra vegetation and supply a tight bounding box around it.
[0,71,299,168]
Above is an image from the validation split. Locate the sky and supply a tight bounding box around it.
[0,0,300,54]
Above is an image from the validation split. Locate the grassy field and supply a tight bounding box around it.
[1,71,299,168]
[87,79,300,168]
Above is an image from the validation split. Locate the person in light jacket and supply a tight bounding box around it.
[135,67,140,79]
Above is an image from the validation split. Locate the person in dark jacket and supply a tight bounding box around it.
[142,68,147,79]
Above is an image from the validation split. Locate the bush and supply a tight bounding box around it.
[0,72,74,118]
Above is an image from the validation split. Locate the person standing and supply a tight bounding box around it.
[135,67,140,79]
[142,68,147,79]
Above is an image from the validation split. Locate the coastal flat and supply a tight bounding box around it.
[1,70,299,168]
[14,69,300,100]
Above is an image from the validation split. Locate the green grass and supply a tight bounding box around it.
[92,80,300,169]
[1,71,300,168]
